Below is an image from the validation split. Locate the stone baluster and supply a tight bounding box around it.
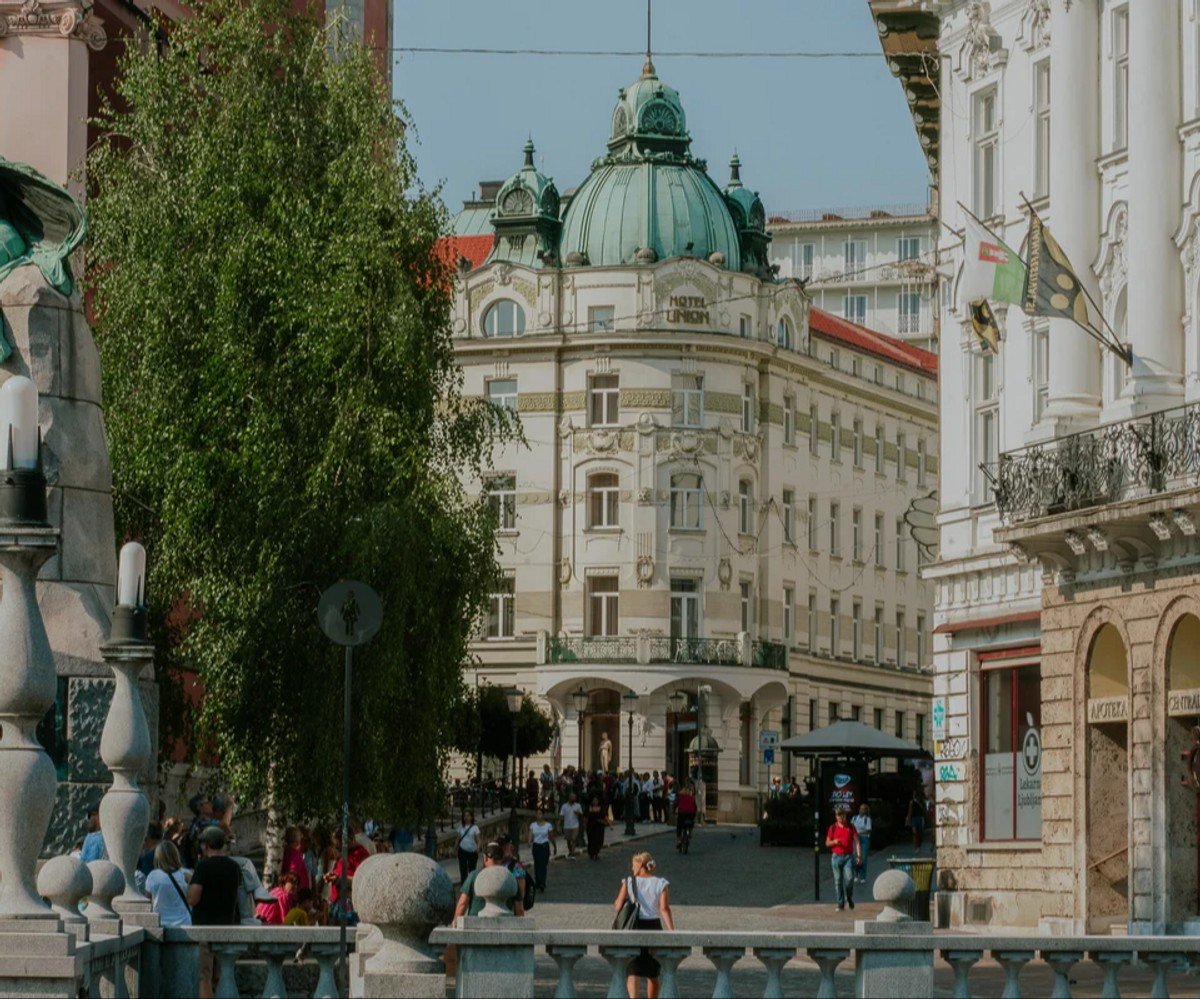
[0,377,59,921]
[703,945,744,999]
[1141,951,1184,999]
[311,943,342,999]
[1041,949,1083,999]
[212,943,243,999]
[84,860,125,937]
[806,948,848,999]
[353,852,454,999]
[36,855,92,940]
[1089,950,1133,999]
[653,946,691,999]
[941,949,983,999]
[99,541,155,911]
[545,944,586,998]
[753,946,795,999]
[992,948,1035,999]
[259,942,292,998]
[598,945,641,999]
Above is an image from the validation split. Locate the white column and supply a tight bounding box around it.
[1123,0,1185,412]
[1039,0,1102,433]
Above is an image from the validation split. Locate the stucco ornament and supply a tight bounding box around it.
[0,0,106,48]
[717,557,732,590]
[635,554,654,588]
[956,2,1008,81]
[1018,0,1050,51]
[1095,201,1127,311]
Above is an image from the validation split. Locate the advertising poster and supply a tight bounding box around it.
[819,759,869,844]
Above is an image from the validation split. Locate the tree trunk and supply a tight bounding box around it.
[262,766,285,885]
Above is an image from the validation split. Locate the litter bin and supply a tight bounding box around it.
[886,857,935,921]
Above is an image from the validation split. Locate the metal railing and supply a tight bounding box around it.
[989,402,1200,524]
[545,635,789,670]
[646,636,740,666]
[751,640,789,671]
[547,635,639,664]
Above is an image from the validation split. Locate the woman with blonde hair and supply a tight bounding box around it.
[612,851,674,998]
[145,840,192,927]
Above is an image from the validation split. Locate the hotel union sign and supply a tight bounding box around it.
[665,295,710,325]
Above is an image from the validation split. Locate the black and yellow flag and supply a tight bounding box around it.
[1022,213,1091,327]
[969,299,1001,353]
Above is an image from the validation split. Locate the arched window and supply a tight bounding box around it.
[482,299,526,338]
[588,472,620,529]
[738,478,754,534]
[1168,615,1200,692]
[670,473,702,529]
[776,316,794,350]
[1089,622,1129,700]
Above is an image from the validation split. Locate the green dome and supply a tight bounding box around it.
[488,139,562,268]
[560,60,741,270]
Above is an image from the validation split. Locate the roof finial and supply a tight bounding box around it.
[523,135,535,169]
[642,0,655,77]
[729,151,742,187]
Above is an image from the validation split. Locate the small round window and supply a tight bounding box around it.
[483,299,526,337]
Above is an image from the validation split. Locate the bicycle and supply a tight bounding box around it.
[676,816,694,854]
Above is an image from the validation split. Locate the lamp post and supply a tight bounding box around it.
[668,689,686,780]
[572,686,589,772]
[475,674,487,816]
[623,689,639,836]
[505,686,524,848]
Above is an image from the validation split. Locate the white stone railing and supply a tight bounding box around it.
[429,926,1200,999]
[78,929,146,998]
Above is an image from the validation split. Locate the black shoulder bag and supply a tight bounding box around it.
[612,875,640,930]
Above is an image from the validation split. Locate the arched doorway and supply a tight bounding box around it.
[1166,614,1200,926]
[1086,623,1130,932]
[585,689,621,774]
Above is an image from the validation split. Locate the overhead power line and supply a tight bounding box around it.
[391,47,879,60]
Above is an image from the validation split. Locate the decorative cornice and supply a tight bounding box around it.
[0,0,106,49]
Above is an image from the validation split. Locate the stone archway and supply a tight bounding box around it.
[1166,614,1200,927]
[1086,623,1130,933]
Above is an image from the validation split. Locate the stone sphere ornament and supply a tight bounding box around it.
[84,860,124,919]
[37,855,91,927]
[354,852,454,939]
[872,869,916,923]
[473,865,518,918]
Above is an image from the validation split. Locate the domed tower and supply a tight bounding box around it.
[559,58,742,269]
[723,153,772,277]
[487,138,562,267]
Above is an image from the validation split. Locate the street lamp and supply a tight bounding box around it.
[668,689,686,778]
[505,686,524,847]
[572,686,589,772]
[623,689,639,836]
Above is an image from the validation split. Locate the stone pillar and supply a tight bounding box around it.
[1039,0,1101,434]
[854,870,933,997]
[456,865,534,999]
[1121,0,1185,412]
[352,852,454,999]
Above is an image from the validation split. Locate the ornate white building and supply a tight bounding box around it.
[768,206,939,351]
[874,0,1200,932]
[445,57,939,821]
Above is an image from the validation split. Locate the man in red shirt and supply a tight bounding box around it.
[825,807,861,911]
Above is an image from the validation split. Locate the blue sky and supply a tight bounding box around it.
[392,0,930,216]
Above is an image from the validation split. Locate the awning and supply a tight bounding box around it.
[779,719,930,759]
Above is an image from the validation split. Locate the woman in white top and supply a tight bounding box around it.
[144,840,192,927]
[457,810,482,885]
[527,809,556,891]
[851,803,872,885]
[612,851,674,999]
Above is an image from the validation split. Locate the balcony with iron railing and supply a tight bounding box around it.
[539,633,788,672]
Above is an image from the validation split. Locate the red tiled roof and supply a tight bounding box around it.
[808,307,938,378]
[437,234,494,272]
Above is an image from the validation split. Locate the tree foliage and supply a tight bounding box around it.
[85,0,515,825]
[452,686,555,765]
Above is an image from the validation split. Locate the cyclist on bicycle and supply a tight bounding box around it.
[674,783,698,853]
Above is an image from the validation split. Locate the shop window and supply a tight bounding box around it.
[982,663,1042,840]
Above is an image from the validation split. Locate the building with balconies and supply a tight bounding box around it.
[873,0,1200,933]
[768,206,939,351]
[444,54,938,822]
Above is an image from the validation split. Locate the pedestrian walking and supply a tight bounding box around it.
[906,789,926,851]
[528,809,555,891]
[611,851,675,999]
[187,826,242,998]
[851,804,872,884]
[585,792,611,860]
[559,792,583,858]
[825,807,861,912]
[456,810,482,884]
[144,840,191,928]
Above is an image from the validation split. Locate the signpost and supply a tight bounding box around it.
[760,729,778,795]
[318,581,382,982]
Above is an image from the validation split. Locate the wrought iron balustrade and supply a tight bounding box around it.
[546,635,638,664]
[647,636,741,666]
[988,402,1200,524]
[751,640,789,671]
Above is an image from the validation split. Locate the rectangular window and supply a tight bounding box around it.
[852,506,863,562]
[588,305,615,333]
[843,295,867,325]
[917,612,927,669]
[973,88,999,218]
[783,586,794,643]
[852,356,862,379]
[896,236,921,261]
[783,396,795,445]
[1113,7,1129,150]
[809,406,820,455]
[852,600,862,660]
[588,473,620,529]
[897,432,907,481]
[589,374,620,426]
[829,501,840,556]
[874,364,884,386]
[917,713,927,747]
[844,239,867,278]
[898,292,921,335]
[1033,326,1050,423]
[739,315,752,338]
[874,513,884,568]
[875,423,885,474]
[829,701,841,723]
[793,242,815,281]
[740,580,754,634]
[830,412,842,463]
[830,596,841,654]
[672,374,704,428]
[976,352,999,502]
[807,496,818,549]
[853,418,863,467]
[894,710,905,739]
[1034,60,1051,198]
[741,384,755,433]
[782,489,795,544]
[851,705,862,722]
[738,480,754,535]
[809,698,817,732]
[807,592,818,650]
[983,664,1042,840]
[896,517,907,572]
[487,378,518,411]
[670,473,703,530]
[874,605,884,663]
[487,576,515,638]
[587,576,619,636]
[874,707,883,730]
[669,578,700,640]
[917,438,927,486]
[896,609,907,667]
[487,474,516,530]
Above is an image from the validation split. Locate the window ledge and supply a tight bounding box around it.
[965,841,1042,853]
[669,527,705,536]
[497,529,520,538]
[584,526,622,535]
